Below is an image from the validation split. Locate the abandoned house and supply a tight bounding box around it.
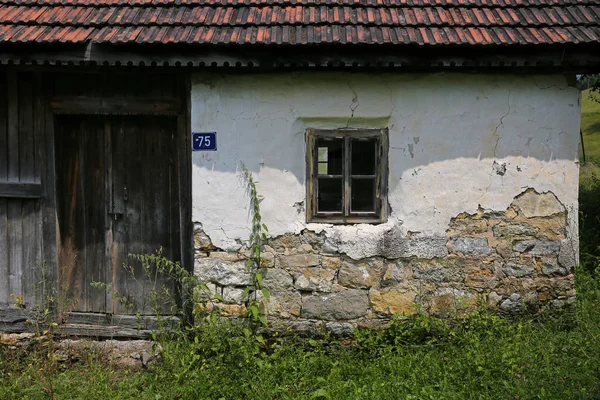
[0,0,599,336]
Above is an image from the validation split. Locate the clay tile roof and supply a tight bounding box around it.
[0,0,598,46]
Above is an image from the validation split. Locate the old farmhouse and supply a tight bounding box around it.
[1,0,599,335]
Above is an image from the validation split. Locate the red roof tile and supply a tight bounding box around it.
[0,0,597,46]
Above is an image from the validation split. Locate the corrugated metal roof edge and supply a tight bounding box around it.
[0,41,598,72]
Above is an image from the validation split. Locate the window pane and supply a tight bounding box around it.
[316,139,343,175]
[351,140,376,175]
[318,178,343,212]
[351,178,375,212]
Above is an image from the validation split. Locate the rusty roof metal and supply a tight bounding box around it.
[0,0,598,46]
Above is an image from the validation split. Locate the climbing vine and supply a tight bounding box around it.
[240,162,270,332]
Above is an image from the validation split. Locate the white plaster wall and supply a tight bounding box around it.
[191,72,580,258]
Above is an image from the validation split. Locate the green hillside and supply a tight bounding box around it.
[581,88,600,162]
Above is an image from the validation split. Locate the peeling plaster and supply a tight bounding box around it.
[190,72,580,258]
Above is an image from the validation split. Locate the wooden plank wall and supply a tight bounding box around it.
[0,69,44,312]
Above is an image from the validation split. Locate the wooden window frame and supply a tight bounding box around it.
[306,128,388,224]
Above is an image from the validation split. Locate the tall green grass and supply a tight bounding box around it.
[2,263,600,399]
[581,89,600,162]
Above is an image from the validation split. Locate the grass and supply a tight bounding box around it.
[580,91,600,273]
[1,93,600,400]
[581,89,600,162]
[2,279,600,400]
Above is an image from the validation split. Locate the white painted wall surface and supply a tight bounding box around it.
[191,72,580,258]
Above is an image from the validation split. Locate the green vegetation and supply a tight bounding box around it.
[2,103,600,400]
[2,268,600,399]
[581,88,600,162]
[580,90,600,273]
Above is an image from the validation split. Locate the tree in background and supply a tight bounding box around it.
[579,74,600,102]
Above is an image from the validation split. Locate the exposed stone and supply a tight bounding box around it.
[209,251,241,262]
[195,259,252,286]
[511,189,565,218]
[194,227,216,251]
[195,282,218,301]
[541,259,570,276]
[412,260,464,282]
[369,288,417,315]
[321,256,341,271]
[277,254,320,268]
[558,240,576,271]
[222,287,246,304]
[0,332,35,346]
[495,240,516,259]
[428,288,476,316]
[299,244,314,253]
[276,234,303,251]
[302,289,369,320]
[502,263,534,277]
[526,216,567,240]
[270,320,321,335]
[198,303,247,317]
[337,259,384,289]
[264,291,301,318]
[513,239,560,255]
[260,252,275,268]
[292,268,335,292]
[261,268,294,291]
[487,291,503,307]
[381,262,407,287]
[384,236,449,259]
[465,268,498,289]
[499,293,522,314]
[492,222,539,237]
[450,237,492,256]
[55,339,158,370]
[521,277,574,297]
[325,322,356,336]
[549,297,576,311]
[447,218,488,236]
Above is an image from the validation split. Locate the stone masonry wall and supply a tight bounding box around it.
[194,189,576,334]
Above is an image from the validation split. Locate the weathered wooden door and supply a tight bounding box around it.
[55,114,180,316]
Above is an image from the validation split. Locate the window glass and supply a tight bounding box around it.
[317,178,343,212]
[317,139,343,175]
[351,178,375,212]
[308,129,387,223]
[351,140,376,175]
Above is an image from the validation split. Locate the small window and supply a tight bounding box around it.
[306,128,388,224]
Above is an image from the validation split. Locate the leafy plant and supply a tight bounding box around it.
[240,162,270,333]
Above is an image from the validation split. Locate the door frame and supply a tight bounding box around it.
[43,70,193,325]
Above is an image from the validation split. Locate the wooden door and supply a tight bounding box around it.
[55,115,180,316]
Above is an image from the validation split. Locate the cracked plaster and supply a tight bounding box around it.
[190,72,580,259]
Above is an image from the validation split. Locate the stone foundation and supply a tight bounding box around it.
[194,189,576,333]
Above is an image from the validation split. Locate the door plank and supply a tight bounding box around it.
[18,73,42,306]
[85,116,107,313]
[7,69,18,183]
[40,74,59,315]
[103,118,113,313]
[18,72,36,183]
[21,200,41,306]
[0,71,8,182]
[7,200,23,301]
[0,199,8,306]
[0,182,42,198]
[112,115,179,315]
[55,116,107,313]
[55,117,86,312]
[110,116,130,314]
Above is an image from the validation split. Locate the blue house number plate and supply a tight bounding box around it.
[192,132,217,151]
